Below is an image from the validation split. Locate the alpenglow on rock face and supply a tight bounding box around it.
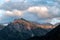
[28,24,60,40]
[0,18,53,40]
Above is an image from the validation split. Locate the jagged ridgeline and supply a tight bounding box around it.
[0,18,54,40]
[28,24,60,40]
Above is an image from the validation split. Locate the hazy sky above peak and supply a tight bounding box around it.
[0,0,60,24]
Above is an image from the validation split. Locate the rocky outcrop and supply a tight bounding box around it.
[28,24,60,40]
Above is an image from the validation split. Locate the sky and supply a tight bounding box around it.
[0,0,60,24]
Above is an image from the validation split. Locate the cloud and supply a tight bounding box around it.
[4,10,23,17]
[27,5,60,18]
[0,0,60,24]
[50,18,60,25]
[0,0,59,10]
[5,0,10,2]
[28,6,48,12]
[48,6,60,18]
[27,6,50,18]
[0,2,30,10]
[22,11,39,22]
[0,9,49,23]
[0,10,23,23]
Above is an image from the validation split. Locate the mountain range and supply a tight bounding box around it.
[0,18,55,40]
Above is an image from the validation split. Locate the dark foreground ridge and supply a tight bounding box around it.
[28,24,60,40]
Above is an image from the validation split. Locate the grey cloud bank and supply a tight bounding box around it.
[0,0,60,24]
